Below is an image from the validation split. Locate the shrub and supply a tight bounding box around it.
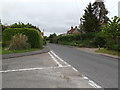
[92,32,106,47]
[2,28,43,48]
[8,34,30,50]
[58,34,81,42]
[81,32,96,40]
[102,16,120,50]
[110,44,120,51]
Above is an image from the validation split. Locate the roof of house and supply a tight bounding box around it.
[67,26,78,34]
[67,29,76,34]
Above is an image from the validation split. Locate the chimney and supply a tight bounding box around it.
[75,26,77,29]
[71,26,73,30]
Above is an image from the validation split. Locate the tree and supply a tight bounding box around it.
[81,3,100,33]
[48,33,57,43]
[102,16,120,50]
[92,0,109,24]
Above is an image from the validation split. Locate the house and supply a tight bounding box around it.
[67,26,81,35]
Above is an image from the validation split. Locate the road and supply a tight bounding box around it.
[2,49,93,88]
[48,43,118,88]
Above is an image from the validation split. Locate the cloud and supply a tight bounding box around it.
[0,0,119,36]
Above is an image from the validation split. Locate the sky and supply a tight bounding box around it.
[0,0,120,36]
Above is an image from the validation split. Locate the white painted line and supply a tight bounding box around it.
[82,75,102,88]
[0,66,70,73]
[72,67,78,72]
[88,80,102,88]
[50,51,79,72]
[50,50,102,88]
[48,52,62,67]
[50,51,70,66]
[82,75,89,80]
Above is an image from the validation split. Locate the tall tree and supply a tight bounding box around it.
[81,3,100,33]
[92,0,109,24]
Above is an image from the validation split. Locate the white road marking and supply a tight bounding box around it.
[2,49,103,88]
[48,52,62,67]
[82,75,102,88]
[50,51,78,72]
[50,51,70,66]
[89,80,102,88]
[0,66,70,73]
[50,50,103,88]
[72,67,78,72]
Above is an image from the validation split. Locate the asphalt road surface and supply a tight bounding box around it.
[48,43,118,88]
[2,50,94,88]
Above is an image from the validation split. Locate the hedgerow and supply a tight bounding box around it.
[2,28,43,48]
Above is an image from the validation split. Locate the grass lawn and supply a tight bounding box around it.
[2,48,43,55]
[96,49,120,56]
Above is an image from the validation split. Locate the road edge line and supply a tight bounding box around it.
[48,52,62,67]
[50,50,103,89]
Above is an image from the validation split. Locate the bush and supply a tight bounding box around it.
[92,32,106,47]
[8,34,30,50]
[2,28,43,48]
[102,16,120,50]
[111,44,120,51]
[58,34,81,42]
[81,32,96,40]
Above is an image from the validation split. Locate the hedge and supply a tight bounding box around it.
[2,28,43,48]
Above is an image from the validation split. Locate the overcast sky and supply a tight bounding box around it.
[0,0,120,36]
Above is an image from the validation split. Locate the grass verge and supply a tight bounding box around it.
[2,48,43,55]
[96,49,120,56]
[0,47,2,55]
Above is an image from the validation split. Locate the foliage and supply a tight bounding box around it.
[10,22,40,30]
[1,25,8,32]
[51,33,97,48]
[2,28,43,48]
[81,3,100,33]
[58,34,81,42]
[2,48,42,55]
[48,33,58,43]
[8,34,31,50]
[102,16,120,37]
[92,0,109,23]
[93,32,106,47]
[96,49,120,56]
[1,22,41,32]
[102,16,120,50]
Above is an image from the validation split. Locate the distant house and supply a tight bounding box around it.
[67,26,80,35]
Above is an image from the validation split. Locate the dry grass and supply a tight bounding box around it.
[8,34,30,50]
